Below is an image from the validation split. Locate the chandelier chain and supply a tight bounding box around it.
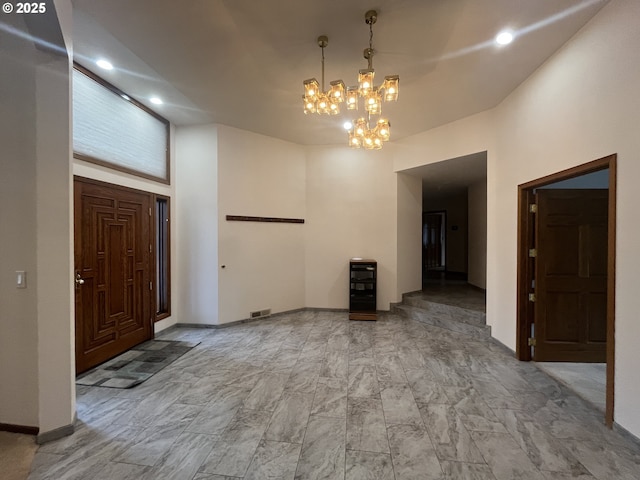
[366,19,375,70]
[321,44,325,92]
[369,21,373,52]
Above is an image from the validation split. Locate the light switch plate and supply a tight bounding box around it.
[16,271,26,288]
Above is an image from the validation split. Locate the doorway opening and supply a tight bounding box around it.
[423,211,446,280]
[401,152,487,291]
[516,154,616,426]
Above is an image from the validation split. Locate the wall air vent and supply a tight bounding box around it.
[250,309,271,319]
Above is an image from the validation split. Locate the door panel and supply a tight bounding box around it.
[75,178,153,373]
[586,292,607,343]
[534,189,607,362]
[545,225,579,275]
[545,292,580,342]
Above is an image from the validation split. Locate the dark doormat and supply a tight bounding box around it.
[76,339,199,389]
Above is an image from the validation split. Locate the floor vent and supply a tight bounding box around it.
[250,308,271,319]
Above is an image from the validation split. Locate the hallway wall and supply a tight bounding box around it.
[468,180,487,289]
[396,173,423,298]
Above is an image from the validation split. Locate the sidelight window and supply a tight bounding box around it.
[156,196,170,320]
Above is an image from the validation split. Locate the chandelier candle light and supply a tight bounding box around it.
[303,36,346,115]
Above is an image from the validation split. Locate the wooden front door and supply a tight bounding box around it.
[74,178,153,373]
[534,189,607,362]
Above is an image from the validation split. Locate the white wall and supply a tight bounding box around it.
[394,111,495,173]
[468,181,487,289]
[305,146,399,310]
[396,173,423,298]
[0,1,75,436]
[217,125,306,323]
[36,54,75,436]
[175,124,219,325]
[0,13,40,429]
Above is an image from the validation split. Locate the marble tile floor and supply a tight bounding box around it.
[535,362,607,413]
[29,310,640,480]
[411,284,486,313]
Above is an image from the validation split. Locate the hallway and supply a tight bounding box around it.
[29,310,640,479]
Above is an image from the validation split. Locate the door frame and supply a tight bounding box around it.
[516,154,616,427]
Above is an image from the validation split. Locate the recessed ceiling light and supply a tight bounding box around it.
[495,30,514,46]
[150,97,163,105]
[96,59,113,70]
[343,121,353,130]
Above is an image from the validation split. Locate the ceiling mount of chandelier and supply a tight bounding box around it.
[345,9,399,149]
[302,36,346,115]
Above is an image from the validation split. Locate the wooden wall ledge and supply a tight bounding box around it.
[226,215,304,224]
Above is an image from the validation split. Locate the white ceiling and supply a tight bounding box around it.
[71,0,608,146]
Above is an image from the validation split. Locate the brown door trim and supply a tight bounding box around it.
[516,154,616,427]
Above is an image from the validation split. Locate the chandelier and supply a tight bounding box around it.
[301,10,399,150]
[345,10,399,149]
[302,36,346,115]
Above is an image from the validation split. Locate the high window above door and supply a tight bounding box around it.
[72,64,170,184]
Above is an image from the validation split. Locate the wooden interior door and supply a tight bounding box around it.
[74,178,153,373]
[534,189,607,362]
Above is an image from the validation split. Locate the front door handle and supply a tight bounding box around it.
[75,272,85,287]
